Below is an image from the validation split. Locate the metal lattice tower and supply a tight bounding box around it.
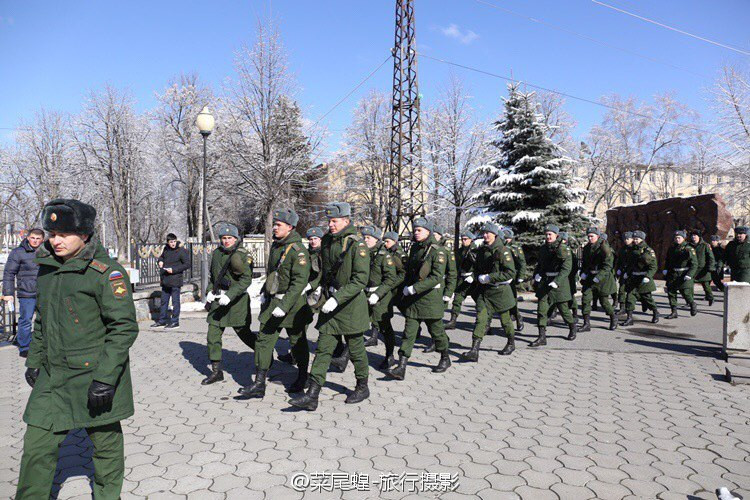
[386,0,425,236]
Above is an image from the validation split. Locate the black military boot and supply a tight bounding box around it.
[641,302,648,312]
[277,352,295,365]
[651,308,660,324]
[289,379,321,411]
[387,355,408,380]
[608,314,618,330]
[515,314,524,332]
[286,368,308,394]
[689,301,698,316]
[433,350,451,373]
[201,362,224,385]
[620,311,634,326]
[330,346,350,372]
[500,334,515,355]
[529,327,547,347]
[579,314,592,333]
[364,327,379,347]
[423,341,436,353]
[665,307,678,319]
[707,296,714,306]
[461,338,481,362]
[445,312,459,330]
[567,320,578,341]
[378,354,396,370]
[345,377,370,404]
[237,370,266,399]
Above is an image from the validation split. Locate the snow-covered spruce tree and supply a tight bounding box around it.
[471,83,589,252]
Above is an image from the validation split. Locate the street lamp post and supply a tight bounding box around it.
[196,106,215,300]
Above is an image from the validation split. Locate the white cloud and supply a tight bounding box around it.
[440,24,479,45]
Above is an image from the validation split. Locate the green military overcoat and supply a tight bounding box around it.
[474,238,516,312]
[534,239,573,303]
[367,244,399,322]
[690,239,715,283]
[665,242,698,291]
[401,235,448,320]
[581,240,616,295]
[206,243,253,328]
[625,242,657,293]
[438,239,457,298]
[509,242,527,282]
[24,239,138,431]
[724,238,750,282]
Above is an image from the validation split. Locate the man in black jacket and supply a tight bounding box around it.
[152,233,190,328]
[2,228,44,356]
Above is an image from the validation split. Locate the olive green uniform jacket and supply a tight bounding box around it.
[533,239,573,303]
[725,238,750,282]
[438,239,457,298]
[624,242,657,293]
[206,243,253,328]
[24,239,138,432]
[690,239,715,283]
[509,242,527,282]
[665,242,698,290]
[315,224,370,335]
[386,243,407,310]
[474,238,516,313]
[259,231,311,328]
[367,243,399,322]
[581,240,616,295]
[402,235,448,320]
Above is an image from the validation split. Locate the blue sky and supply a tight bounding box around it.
[1,0,748,153]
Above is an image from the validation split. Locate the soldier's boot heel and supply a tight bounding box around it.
[378,355,396,370]
[423,342,436,353]
[529,328,547,347]
[707,295,714,306]
[433,351,451,373]
[288,380,321,411]
[461,338,481,362]
[201,362,224,385]
[567,320,578,341]
[345,377,370,404]
[651,308,660,324]
[237,370,266,399]
[515,314,524,332]
[364,328,379,347]
[579,314,592,333]
[608,314,618,330]
[500,335,515,356]
[444,312,459,330]
[620,311,634,326]
[665,307,678,319]
[330,347,350,373]
[387,355,408,380]
[286,368,308,394]
[690,302,698,316]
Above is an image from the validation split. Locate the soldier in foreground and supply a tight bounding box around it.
[388,218,451,380]
[579,227,618,331]
[504,229,527,332]
[446,231,477,330]
[663,230,698,319]
[725,226,750,283]
[531,225,577,347]
[289,202,370,410]
[689,230,716,306]
[17,199,138,499]
[621,231,659,326]
[202,222,255,385]
[238,209,310,399]
[426,226,456,352]
[462,223,516,360]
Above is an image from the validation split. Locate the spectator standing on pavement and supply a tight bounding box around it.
[152,233,190,328]
[2,228,44,357]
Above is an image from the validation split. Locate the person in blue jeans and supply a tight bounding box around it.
[152,233,190,328]
[2,229,44,357]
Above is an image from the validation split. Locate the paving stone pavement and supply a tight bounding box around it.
[1,291,748,499]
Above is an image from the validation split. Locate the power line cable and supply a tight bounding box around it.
[592,0,750,56]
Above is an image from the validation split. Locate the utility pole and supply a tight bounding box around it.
[386,0,425,237]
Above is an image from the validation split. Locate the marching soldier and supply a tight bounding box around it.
[462,223,516,360]
[289,202,370,410]
[446,231,478,330]
[238,209,311,399]
[17,199,138,499]
[530,225,577,347]
[202,222,255,385]
[387,218,452,380]
[503,228,527,332]
[579,227,618,331]
[429,226,457,352]
[725,226,750,283]
[560,232,580,320]
[381,231,407,367]
[362,226,399,355]
[709,235,725,290]
[614,232,634,315]
[663,230,698,319]
[621,231,659,326]
[689,230,716,305]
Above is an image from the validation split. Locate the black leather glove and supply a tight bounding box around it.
[87,381,116,411]
[25,368,40,388]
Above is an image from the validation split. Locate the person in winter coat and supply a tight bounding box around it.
[3,228,44,356]
[689,230,716,305]
[152,233,190,328]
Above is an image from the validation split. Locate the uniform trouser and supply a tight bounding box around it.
[697,281,713,300]
[711,271,725,291]
[537,295,574,327]
[667,286,695,308]
[310,332,369,386]
[399,318,450,358]
[625,291,656,312]
[450,281,476,314]
[510,282,520,319]
[473,304,513,340]
[569,285,578,313]
[617,280,627,306]
[255,323,309,371]
[207,324,256,361]
[581,287,615,316]
[17,422,123,500]
[380,316,396,357]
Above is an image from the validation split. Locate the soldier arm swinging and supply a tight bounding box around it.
[552,246,572,288]
[332,241,369,305]
[488,249,516,284]
[412,248,446,294]
[374,254,399,298]
[224,252,253,301]
[278,250,311,313]
[25,302,46,370]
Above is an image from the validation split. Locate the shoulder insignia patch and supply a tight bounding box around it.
[298,254,307,266]
[110,279,128,298]
[359,247,367,257]
[247,255,254,265]
[386,257,394,266]
[451,255,455,261]
[438,253,446,263]
[89,260,109,274]
[109,270,123,281]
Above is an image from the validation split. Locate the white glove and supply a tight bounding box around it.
[403,285,416,296]
[517,278,524,283]
[580,273,588,280]
[206,291,216,303]
[321,297,338,313]
[662,269,668,276]
[260,293,268,305]
[684,275,691,281]
[623,273,629,279]
[272,306,286,317]
[549,281,558,289]
[464,275,474,284]
[616,269,622,276]
[442,295,451,303]
[218,293,231,306]
[368,294,379,305]
[642,277,650,284]
[534,274,542,283]
[593,277,600,283]
[478,274,491,284]
[302,283,312,294]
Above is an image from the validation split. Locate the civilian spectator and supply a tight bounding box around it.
[152,233,190,328]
